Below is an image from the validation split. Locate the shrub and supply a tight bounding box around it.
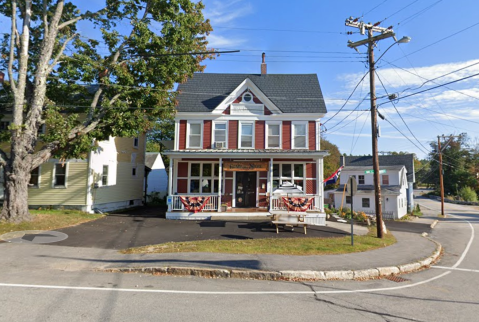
[458,186,478,202]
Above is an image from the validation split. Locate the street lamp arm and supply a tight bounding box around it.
[375,36,411,63]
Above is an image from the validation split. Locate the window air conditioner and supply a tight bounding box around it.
[215,142,226,149]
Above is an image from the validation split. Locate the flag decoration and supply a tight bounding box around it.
[282,197,314,212]
[324,166,344,186]
[180,196,211,213]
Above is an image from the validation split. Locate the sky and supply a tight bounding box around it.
[5,0,479,160]
[195,0,479,159]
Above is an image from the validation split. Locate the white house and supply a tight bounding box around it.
[333,165,408,219]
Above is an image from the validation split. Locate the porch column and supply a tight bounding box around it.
[319,158,324,211]
[269,157,273,211]
[316,158,323,211]
[218,158,223,212]
[168,158,174,212]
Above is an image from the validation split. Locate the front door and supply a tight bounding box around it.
[235,172,257,208]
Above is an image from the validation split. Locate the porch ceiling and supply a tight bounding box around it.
[164,149,329,159]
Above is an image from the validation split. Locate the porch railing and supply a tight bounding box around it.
[271,194,319,211]
[169,195,219,212]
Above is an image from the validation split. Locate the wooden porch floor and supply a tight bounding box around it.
[227,208,269,213]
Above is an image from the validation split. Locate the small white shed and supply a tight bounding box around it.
[145,153,168,199]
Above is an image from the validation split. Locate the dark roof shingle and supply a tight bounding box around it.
[176,73,327,114]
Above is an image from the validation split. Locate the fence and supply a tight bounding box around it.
[169,195,218,212]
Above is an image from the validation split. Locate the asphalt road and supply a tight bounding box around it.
[0,195,478,321]
[49,208,350,249]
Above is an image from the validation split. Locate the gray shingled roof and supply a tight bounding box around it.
[176,73,327,114]
[145,153,160,170]
[343,155,415,183]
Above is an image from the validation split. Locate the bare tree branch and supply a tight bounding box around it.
[43,0,49,35]
[57,8,106,30]
[8,0,18,93]
[108,93,122,106]
[46,33,78,74]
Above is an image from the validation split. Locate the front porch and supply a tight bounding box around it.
[166,194,325,222]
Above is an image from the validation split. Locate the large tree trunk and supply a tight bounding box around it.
[0,159,32,223]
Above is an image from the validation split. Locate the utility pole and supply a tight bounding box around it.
[438,136,445,218]
[345,18,397,238]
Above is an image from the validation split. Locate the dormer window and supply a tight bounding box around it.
[242,92,253,103]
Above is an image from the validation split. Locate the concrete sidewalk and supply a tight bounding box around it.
[0,218,441,281]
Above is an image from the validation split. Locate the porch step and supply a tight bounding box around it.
[210,215,270,221]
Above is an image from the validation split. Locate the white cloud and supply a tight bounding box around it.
[203,0,252,48]
[207,34,246,47]
[204,0,253,25]
[340,59,479,91]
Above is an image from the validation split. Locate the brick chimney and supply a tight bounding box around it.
[261,52,267,75]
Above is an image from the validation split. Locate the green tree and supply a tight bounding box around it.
[321,138,341,188]
[0,0,212,222]
[424,134,477,195]
[458,186,478,202]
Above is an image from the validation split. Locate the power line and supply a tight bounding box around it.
[362,0,389,18]
[212,59,365,63]
[213,26,342,34]
[383,118,429,155]
[377,71,479,106]
[324,93,370,133]
[322,71,369,125]
[396,0,443,28]
[381,59,479,101]
[376,0,419,25]
[351,113,370,154]
[216,48,362,55]
[393,20,479,61]
[375,71,431,153]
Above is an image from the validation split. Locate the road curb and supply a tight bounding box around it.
[430,220,439,229]
[102,237,442,282]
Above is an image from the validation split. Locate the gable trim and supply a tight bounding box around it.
[212,78,282,115]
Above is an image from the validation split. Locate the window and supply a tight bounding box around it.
[189,163,220,193]
[292,122,307,148]
[382,175,389,185]
[271,163,305,190]
[243,92,253,102]
[29,167,40,188]
[187,122,202,148]
[362,198,370,208]
[358,175,365,184]
[346,196,352,204]
[213,122,227,148]
[0,121,10,131]
[132,166,137,177]
[239,122,254,148]
[102,165,109,186]
[266,123,281,148]
[54,163,67,187]
[133,136,139,148]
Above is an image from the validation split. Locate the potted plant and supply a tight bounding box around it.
[221,203,228,212]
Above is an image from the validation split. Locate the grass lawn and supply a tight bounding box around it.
[122,228,396,256]
[0,209,103,235]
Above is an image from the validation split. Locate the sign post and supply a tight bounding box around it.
[346,176,357,246]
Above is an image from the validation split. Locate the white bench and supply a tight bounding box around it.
[270,211,308,234]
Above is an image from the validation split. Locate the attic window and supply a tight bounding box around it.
[243,93,253,102]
